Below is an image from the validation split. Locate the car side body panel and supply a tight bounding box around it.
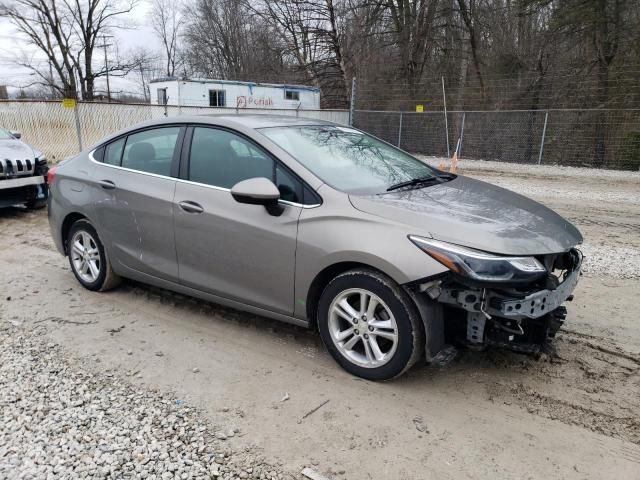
[173,180,301,315]
[293,185,448,320]
[90,160,180,282]
[48,155,99,255]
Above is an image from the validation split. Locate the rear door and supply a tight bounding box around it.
[91,125,185,281]
[173,126,302,315]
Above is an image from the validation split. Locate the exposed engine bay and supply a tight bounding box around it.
[411,248,583,360]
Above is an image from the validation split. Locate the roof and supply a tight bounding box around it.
[172,113,334,129]
[89,114,336,150]
[149,77,320,93]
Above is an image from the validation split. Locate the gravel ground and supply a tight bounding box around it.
[0,325,291,480]
[579,243,640,279]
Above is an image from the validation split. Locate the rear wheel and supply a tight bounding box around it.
[67,220,120,291]
[317,269,424,380]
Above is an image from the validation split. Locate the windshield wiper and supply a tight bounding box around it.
[386,175,439,192]
[434,171,456,180]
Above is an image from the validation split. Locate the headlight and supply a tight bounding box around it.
[409,236,546,283]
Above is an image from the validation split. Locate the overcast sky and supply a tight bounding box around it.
[0,0,157,97]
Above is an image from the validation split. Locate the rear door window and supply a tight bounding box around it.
[121,127,180,176]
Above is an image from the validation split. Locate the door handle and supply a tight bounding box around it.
[98,179,116,190]
[178,200,204,214]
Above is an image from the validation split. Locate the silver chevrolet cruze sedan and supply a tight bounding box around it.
[48,115,583,379]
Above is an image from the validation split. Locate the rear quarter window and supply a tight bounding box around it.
[104,138,125,166]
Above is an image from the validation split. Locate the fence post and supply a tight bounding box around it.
[538,111,549,165]
[349,77,357,126]
[177,78,182,115]
[74,103,83,152]
[459,112,466,157]
[398,112,403,148]
[442,76,450,157]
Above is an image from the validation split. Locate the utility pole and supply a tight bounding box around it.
[100,35,113,102]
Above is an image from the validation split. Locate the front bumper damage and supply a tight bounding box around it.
[411,248,582,360]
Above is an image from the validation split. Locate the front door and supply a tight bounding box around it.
[173,126,301,315]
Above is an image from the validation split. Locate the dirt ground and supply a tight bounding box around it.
[1,163,639,480]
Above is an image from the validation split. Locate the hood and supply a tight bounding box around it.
[0,138,38,160]
[349,175,582,256]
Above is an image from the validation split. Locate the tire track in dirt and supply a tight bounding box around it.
[502,383,640,446]
[481,333,640,448]
[568,216,640,232]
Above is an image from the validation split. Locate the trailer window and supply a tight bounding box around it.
[157,88,167,105]
[284,89,300,101]
[209,90,226,107]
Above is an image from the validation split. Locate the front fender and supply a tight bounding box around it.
[293,201,448,320]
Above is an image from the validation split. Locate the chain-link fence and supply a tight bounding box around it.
[353,108,640,170]
[0,101,349,161]
[2,99,637,170]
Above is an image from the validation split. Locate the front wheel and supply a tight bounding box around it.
[317,269,424,380]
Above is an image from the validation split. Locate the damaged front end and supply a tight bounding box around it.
[407,236,582,359]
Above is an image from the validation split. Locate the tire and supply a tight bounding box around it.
[317,269,424,380]
[25,198,46,209]
[25,184,47,209]
[67,219,121,291]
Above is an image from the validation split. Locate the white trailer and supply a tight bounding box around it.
[149,78,320,110]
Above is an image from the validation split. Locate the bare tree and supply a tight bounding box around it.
[0,0,140,100]
[149,0,184,77]
[455,0,485,103]
[248,0,352,107]
[380,0,440,91]
[183,0,290,82]
[130,47,163,101]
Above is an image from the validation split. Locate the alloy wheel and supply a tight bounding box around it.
[328,288,399,368]
[70,230,101,284]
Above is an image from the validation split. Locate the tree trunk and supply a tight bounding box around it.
[594,61,609,167]
[325,0,349,108]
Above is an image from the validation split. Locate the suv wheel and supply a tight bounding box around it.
[25,185,47,209]
[317,269,424,380]
[25,198,46,209]
[67,220,120,291]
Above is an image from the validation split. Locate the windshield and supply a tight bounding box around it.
[259,125,437,194]
[0,129,15,140]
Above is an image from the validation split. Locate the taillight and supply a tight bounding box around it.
[47,167,56,185]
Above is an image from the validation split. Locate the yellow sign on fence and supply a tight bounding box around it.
[415,104,424,113]
[62,98,76,109]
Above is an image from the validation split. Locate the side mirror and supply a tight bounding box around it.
[231,177,283,216]
[10,131,21,139]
